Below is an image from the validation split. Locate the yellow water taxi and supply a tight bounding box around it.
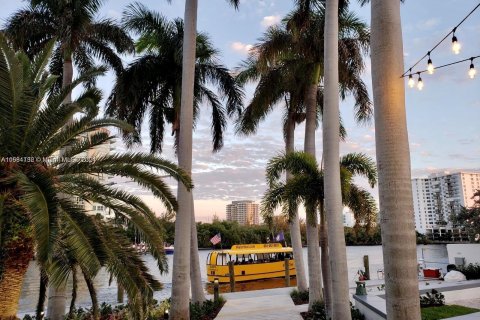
[206,243,296,283]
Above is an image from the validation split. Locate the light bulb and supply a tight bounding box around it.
[408,74,415,88]
[427,58,434,74]
[452,35,461,54]
[427,59,435,74]
[469,62,476,79]
[417,76,424,90]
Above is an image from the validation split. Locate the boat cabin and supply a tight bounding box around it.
[206,243,296,283]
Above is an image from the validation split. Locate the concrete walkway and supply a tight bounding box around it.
[216,287,307,320]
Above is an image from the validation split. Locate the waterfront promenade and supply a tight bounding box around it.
[216,287,307,320]
[216,280,480,320]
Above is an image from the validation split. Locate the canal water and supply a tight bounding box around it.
[17,245,448,316]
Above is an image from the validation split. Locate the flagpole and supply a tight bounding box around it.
[220,232,222,250]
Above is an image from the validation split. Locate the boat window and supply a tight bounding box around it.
[216,253,229,266]
[206,253,211,265]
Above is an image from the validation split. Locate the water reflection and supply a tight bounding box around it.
[17,245,448,317]
[205,277,297,295]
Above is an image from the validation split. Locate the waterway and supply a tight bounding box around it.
[17,245,448,316]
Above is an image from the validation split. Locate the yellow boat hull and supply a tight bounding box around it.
[207,260,296,283]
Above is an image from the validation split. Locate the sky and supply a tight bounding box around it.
[1,0,479,221]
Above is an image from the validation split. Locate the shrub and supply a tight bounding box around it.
[301,302,364,320]
[458,263,480,280]
[420,289,445,308]
[189,296,226,320]
[290,289,310,305]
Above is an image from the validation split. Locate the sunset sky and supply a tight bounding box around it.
[2,0,479,221]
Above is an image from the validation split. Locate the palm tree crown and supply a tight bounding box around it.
[4,0,134,90]
[254,4,372,124]
[262,151,378,229]
[106,3,244,153]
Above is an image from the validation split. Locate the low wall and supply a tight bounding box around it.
[447,244,480,265]
[353,295,386,320]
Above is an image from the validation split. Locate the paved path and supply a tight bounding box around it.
[216,287,307,320]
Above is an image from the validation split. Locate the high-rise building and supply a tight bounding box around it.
[412,171,480,233]
[73,128,116,219]
[226,200,260,225]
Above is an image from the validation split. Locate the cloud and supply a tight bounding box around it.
[363,134,374,141]
[261,15,281,28]
[419,18,440,29]
[230,41,253,55]
[107,9,121,19]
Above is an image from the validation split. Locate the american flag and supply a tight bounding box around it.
[210,233,221,245]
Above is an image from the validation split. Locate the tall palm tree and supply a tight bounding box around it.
[104,3,243,312]
[173,0,240,316]
[323,0,352,316]
[0,37,191,319]
[4,0,134,97]
[262,151,377,311]
[251,6,370,309]
[236,24,357,295]
[236,58,312,292]
[370,0,421,318]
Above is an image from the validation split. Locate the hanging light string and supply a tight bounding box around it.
[401,1,480,78]
[403,55,480,78]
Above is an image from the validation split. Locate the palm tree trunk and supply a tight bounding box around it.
[285,111,308,292]
[304,68,323,310]
[306,209,322,309]
[323,0,351,318]
[62,54,74,105]
[190,194,206,303]
[83,269,99,320]
[171,0,198,318]
[36,268,48,320]
[47,51,74,320]
[69,266,78,317]
[46,284,68,320]
[371,1,421,319]
[0,237,33,319]
[319,205,332,316]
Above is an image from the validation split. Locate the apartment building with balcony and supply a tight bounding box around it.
[412,171,480,235]
[226,200,260,226]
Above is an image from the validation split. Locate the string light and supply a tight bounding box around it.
[417,73,424,90]
[401,2,480,78]
[408,74,415,88]
[452,28,461,55]
[427,52,435,74]
[469,58,476,79]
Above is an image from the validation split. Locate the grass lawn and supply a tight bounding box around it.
[421,305,480,320]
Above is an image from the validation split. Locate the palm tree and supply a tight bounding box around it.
[104,3,243,312]
[0,37,192,319]
[235,57,312,292]
[323,0,352,315]
[262,151,377,310]
[106,3,243,153]
[173,0,240,316]
[250,6,370,309]
[236,22,358,295]
[369,0,421,318]
[5,4,134,316]
[4,0,134,98]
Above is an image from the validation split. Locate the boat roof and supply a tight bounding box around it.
[214,243,293,255]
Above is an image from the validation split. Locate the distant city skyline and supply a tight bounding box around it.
[2,0,479,221]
